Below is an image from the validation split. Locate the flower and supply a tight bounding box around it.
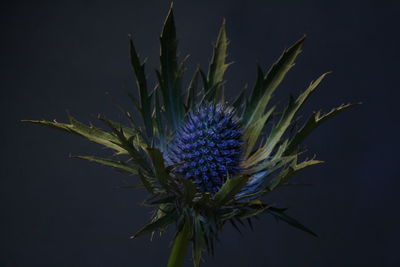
[23,5,358,267]
[166,103,243,193]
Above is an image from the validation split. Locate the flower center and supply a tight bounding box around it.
[167,104,243,193]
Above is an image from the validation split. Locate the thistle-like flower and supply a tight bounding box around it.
[23,5,358,267]
[166,104,243,193]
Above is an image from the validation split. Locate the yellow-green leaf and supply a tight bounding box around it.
[74,155,138,174]
[213,176,249,207]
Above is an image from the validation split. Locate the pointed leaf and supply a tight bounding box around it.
[244,72,330,168]
[244,36,306,128]
[243,106,275,158]
[147,147,178,192]
[138,169,156,194]
[99,116,152,174]
[131,211,177,239]
[154,88,166,150]
[97,117,146,149]
[22,117,126,154]
[186,67,200,111]
[285,102,361,155]
[266,158,323,191]
[267,207,317,237]
[129,35,153,138]
[213,176,250,207]
[205,19,230,101]
[232,85,247,111]
[159,6,184,130]
[74,155,138,174]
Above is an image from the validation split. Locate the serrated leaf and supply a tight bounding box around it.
[186,67,200,111]
[147,147,178,192]
[285,102,361,155]
[243,106,275,158]
[154,88,166,150]
[74,155,138,174]
[159,6,184,130]
[232,85,247,111]
[99,116,152,174]
[149,203,174,240]
[213,176,250,207]
[244,36,306,128]
[267,207,317,237]
[129,35,153,138]
[244,72,330,168]
[245,153,296,175]
[200,81,224,105]
[204,19,230,102]
[131,210,177,239]
[247,65,265,109]
[147,147,168,182]
[22,117,126,155]
[97,117,147,149]
[138,169,155,194]
[266,157,323,191]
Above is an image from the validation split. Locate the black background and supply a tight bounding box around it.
[1,0,399,266]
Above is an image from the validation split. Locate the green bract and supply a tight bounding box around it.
[23,5,358,267]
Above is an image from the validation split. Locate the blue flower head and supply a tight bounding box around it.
[166,103,243,193]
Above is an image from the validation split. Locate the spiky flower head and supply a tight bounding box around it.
[166,104,243,193]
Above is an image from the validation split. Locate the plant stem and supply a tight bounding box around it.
[167,222,191,267]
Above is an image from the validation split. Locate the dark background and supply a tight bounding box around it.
[1,0,399,266]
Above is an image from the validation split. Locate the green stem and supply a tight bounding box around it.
[167,222,191,267]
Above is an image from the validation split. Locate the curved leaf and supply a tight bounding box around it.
[74,155,138,174]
